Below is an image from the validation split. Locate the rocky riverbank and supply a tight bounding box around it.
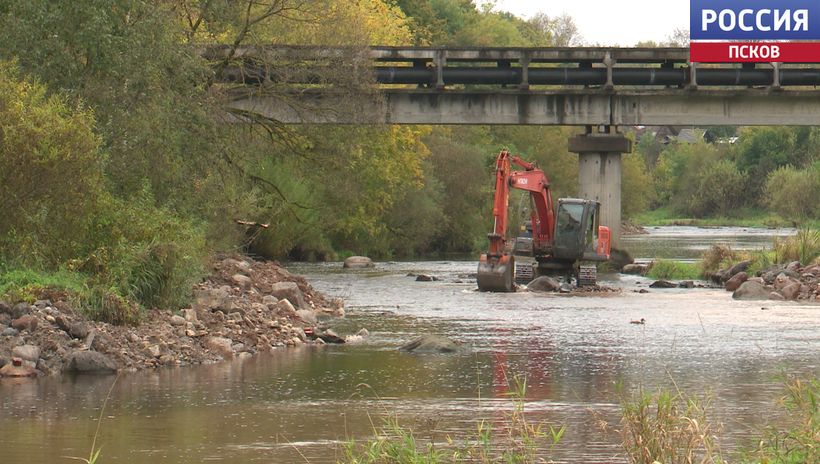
[715,260,820,301]
[0,256,345,377]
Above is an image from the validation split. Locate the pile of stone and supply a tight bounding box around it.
[713,260,820,301]
[0,256,349,377]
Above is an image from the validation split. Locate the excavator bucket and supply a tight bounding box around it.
[477,254,515,292]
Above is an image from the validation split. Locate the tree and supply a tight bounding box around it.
[0,62,103,264]
[764,164,820,221]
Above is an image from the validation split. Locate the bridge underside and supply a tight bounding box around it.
[227,89,820,126]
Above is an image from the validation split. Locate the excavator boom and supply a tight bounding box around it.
[477,150,555,292]
[477,150,611,292]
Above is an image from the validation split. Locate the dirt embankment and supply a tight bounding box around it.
[0,256,343,377]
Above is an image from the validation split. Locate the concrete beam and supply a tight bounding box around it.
[227,89,820,126]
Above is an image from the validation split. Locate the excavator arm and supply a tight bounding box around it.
[478,150,556,292]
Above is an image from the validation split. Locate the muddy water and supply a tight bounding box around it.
[1,227,818,463]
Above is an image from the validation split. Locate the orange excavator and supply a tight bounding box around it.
[477,150,611,292]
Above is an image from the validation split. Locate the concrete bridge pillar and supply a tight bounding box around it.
[568,130,632,249]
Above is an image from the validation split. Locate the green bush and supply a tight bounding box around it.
[0,61,104,266]
[84,191,207,312]
[764,164,820,222]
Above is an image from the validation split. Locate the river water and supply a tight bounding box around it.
[1,227,818,463]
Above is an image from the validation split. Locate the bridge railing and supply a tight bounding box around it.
[205,46,820,91]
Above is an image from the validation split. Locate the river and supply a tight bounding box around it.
[1,227,817,463]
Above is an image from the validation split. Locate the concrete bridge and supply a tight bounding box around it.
[206,45,820,247]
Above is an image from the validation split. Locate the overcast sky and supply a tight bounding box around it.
[489,0,690,46]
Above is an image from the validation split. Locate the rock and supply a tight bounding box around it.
[11,302,31,319]
[774,273,800,291]
[295,309,317,325]
[231,274,253,290]
[170,315,186,326]
[317,329,345,344]
[64,351,118,374]
[2,327,19,337]
[262,295,279,307]
[727,261,752,278]
[276,299,297,315]
[194,288,231,312]
[223,258,251,274]
[144,344,162,358]
[357,328,370,337]
[678,280,695,289]
[733,281,771,300]
[54,315,71,332]
[0,358,38,377]
[415,274,438,282]
[205,337,234,359]
[725,272,748,292]
[527,276,561,292]
[559,283,573,293]
[33,299,51,309]
[182,308,198,323]
[270,282,306,309]
[12,345,40,365]
[69,322,89,339]
[399,335,460,354]
[650,280,677,289]
[11,315,37,332]
[0,313,10,326]
[786,261,801,273]
[0,300,10,315]
[622,264,648,275]
[711,269,730,284]
[768,292,785,301]
[781,283,801,300]
[343,256,375,269]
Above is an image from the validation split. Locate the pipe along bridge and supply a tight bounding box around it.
[208,46,820,127]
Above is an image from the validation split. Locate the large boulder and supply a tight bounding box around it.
[780,283,801,300]
[270,282,306,309]
[725,272,748,292]
[727,261,752,279]
[622,264,649,275]
[12,345,40,366]
[399,335,461,354]
[231,274,253,290]
[650,280,677,289]
[732,281,771,300]
[343,256,375,269]
[11,315,38,332]
[205,337,234,359]
[527,276,561,292]
[63,351,118,374]
[194,288,231,312]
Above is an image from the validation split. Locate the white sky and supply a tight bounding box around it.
[489,1,690,46]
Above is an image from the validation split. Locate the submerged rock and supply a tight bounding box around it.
[649,280,677,289]
[399,335,460,354]
[343,256,375,269]
[527,276,561,292]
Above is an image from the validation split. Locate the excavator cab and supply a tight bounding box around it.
[553,199,610,262]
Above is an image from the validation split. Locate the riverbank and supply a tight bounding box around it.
[633,207,820,229]
[0,256,343,377]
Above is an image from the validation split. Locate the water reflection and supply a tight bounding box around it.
[1,227,817,463]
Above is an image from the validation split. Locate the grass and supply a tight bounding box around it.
[617,386,722,464]
[0,268,87,303]
[745,375,819,464]
[647,260,702,281]
[773,228,820,265]
[341,375,565,463]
